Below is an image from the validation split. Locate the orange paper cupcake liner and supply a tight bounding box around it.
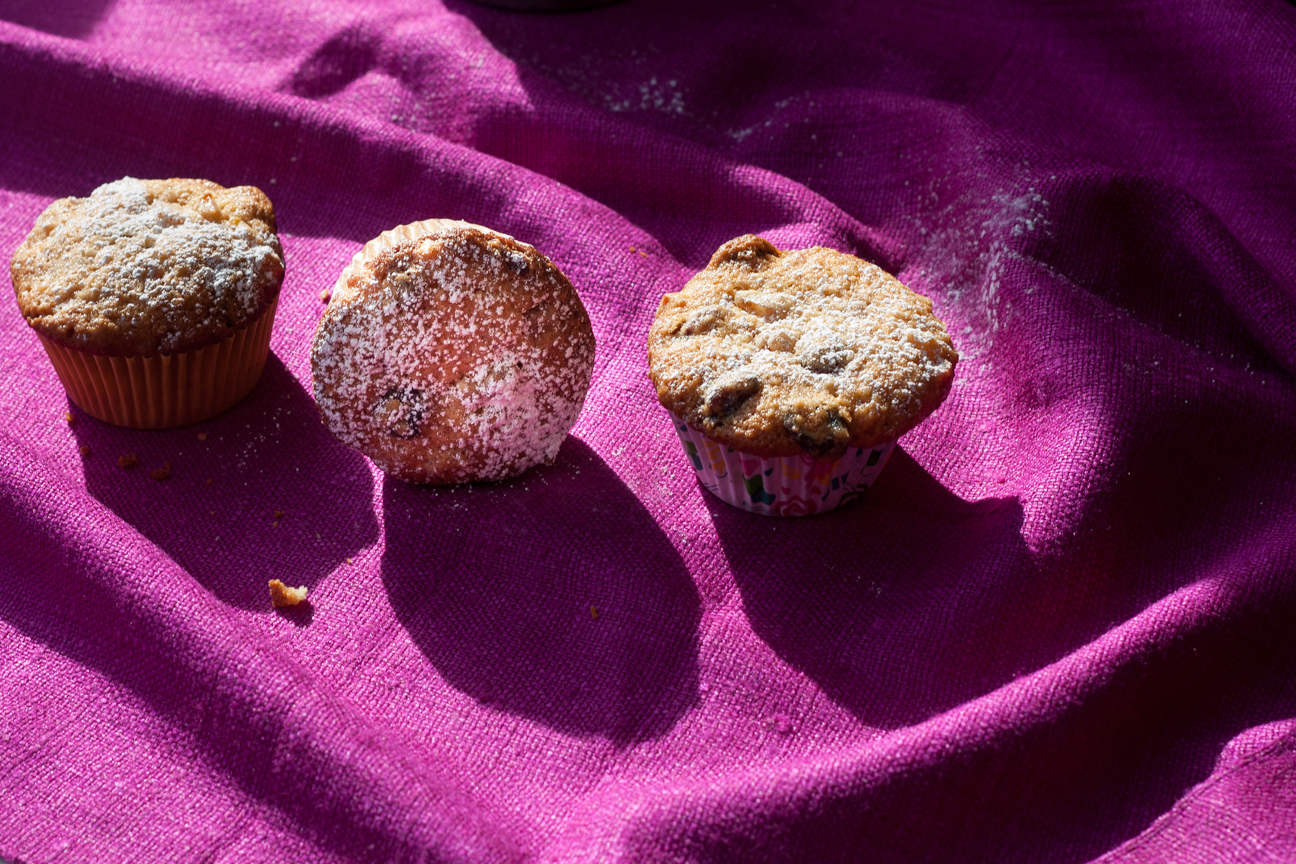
[36,296,279,429]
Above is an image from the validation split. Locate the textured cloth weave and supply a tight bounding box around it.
[2,1,1295,861]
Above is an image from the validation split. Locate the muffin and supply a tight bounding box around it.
[648,234,957,515]
[10,177,284,428]
[311,219,596,484]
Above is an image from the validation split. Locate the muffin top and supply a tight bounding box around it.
[10,177,284,356]
[648,235,958,458]
[311,220,596,485]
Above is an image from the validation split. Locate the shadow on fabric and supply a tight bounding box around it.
[703,447,1296,861]
[710,447,1036,729]
[381,436,700,746]
[428,1,903,273]
[286,24,383,100]
[0,0,116,40]
[72,354,378,611]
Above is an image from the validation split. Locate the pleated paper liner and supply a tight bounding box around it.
[330,219,507,304]
[36,296,279,429]
[670,416,895,517]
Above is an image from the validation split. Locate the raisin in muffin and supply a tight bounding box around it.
[10,177,284,428]
[647,234,957,515]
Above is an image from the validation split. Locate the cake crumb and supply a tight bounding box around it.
[65,412,75,425]
[346,557,353,564]
[638,250,648,258]
[274,510,286,519]
[319,288,331,302]
[118,453,138,469]
[205,478,213,485]
[197,432,207,441]
[79,445,90,457]
[269,579,308,607]
[590,605,599,619]
[151,461,172,481]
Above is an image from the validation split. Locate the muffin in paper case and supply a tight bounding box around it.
[10,177,284,429]
[647,234,957,517]
[670,416,895,517]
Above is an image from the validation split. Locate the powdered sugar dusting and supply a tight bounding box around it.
[311,223,596,484]
[11,177,283,356]
[649,236,957,457]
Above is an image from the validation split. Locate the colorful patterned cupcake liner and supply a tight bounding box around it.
[670,417,895,517]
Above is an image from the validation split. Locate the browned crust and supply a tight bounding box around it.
[10,178,283,357]
[310,223,597,484]
[648,235,958,458]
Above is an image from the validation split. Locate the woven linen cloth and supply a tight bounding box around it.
[2,1,1295,861]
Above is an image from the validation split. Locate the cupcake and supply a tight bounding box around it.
[310,219,596,484]
[648,235,957,516]
[9,177,284,429]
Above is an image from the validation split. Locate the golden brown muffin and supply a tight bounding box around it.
[311,220,596,484]
[9,177,284,428]
[11,177,283,356]
[648,235,957,459]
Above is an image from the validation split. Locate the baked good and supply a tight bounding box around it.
[10,177,284,428]
[648,234,957,515]
[311,220,596,484]
[269,580,308,608]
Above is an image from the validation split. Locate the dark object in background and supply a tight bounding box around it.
[463,0,624,10]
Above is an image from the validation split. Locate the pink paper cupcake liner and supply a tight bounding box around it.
[670,416,895,517]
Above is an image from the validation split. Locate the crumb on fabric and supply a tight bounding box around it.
[197,432,207,441]
[319,288,331,302]
[79,445,90,457]
[274,510,285,519]
[151,461,172,481]
[205,478,213,485]
[118,453,138,469]
[65,412,75,425]
[269,579,307,607]
[590,605,599,619]
[638,250,648,258]
[346,557,353,564]
[209,510,215,515]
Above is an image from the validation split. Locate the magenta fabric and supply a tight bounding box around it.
[2,0,1296,861]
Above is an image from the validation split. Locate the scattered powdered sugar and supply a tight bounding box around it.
[311,224,596,484]
[13,177,283,356]
[607,76,687,115]
[906,179,1053,368]
[649,236,958,457]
